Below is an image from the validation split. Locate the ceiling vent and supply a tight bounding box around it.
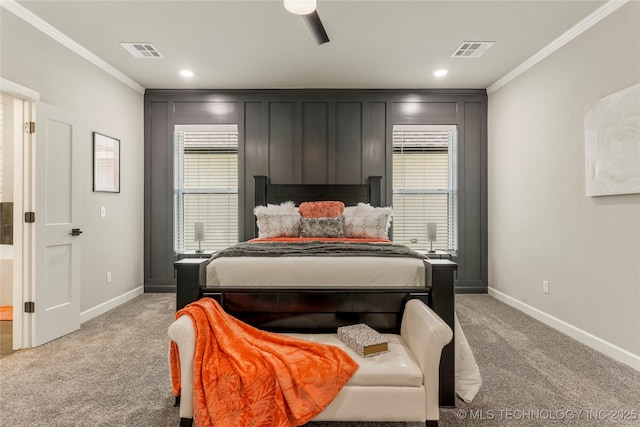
[451,41,494,58]
[120,42,164,58]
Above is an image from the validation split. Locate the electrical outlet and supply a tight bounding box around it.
[543,280,549,294]
[100,206,106,217]
[106,271,112,283]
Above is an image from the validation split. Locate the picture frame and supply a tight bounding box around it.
[584,83,640,196]
[93,132,120,193]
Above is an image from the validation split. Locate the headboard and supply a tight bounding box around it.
[254,175,382,208]
[253,175,382,238]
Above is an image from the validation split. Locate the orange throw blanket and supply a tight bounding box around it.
[169,298,358,427]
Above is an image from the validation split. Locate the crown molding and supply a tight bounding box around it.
[1,0,145,94]
[487,0,628,95]
[0,77,40,101]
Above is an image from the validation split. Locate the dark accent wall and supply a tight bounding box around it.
[144,89,487,294]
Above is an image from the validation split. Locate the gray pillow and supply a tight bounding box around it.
[256,212,301,238]
[300,216,345,238]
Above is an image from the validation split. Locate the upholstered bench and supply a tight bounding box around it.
[168,299,453,426]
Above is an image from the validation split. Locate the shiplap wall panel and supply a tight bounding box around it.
[335,102,362,184]
[362,102,387,195]
[243,102,264,242]
[458,101,486,292]
[147,101,171,285]
[173,101,239,119]
[268,102,296,184]
[144,90,487,293]
[302,102,329,184]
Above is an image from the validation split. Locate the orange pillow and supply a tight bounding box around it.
[298,201,345,218]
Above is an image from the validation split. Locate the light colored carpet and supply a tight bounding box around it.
[1,293,638,426]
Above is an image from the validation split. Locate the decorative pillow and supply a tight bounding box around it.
[299,201,345,218]
[300,217,345,238]
[342,206,358,216]
[343,213,390,239]
[256,212,301,238]
[352,203,393,231]
[254,201,296,215]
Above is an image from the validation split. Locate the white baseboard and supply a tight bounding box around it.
[80,286,144,324]
[488,287,640,372]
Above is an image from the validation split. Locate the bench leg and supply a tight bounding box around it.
[426,421,438,427]
[179,418,193,427]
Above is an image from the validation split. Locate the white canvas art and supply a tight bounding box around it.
[584,83,640,196]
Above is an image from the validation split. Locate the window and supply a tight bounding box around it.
[392,125,457,251]
[174,124,238,253]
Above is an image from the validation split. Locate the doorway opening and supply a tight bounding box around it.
[0,91,21,357]
[1,79,38,355]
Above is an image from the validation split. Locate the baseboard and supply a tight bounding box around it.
[80,286,144,324]
[455,286,488,294]
[488,287,640,372]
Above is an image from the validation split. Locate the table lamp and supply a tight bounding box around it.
[194,222,205,254]
[426,222,437,254]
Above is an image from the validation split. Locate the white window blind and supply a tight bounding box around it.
[174,124,239,253]
[392,125,457,251]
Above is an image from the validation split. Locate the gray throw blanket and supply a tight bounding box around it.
[213,241,428,260]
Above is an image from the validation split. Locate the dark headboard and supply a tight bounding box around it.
[254,176,382,208]
[253,176,382,238]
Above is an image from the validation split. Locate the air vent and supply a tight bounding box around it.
[120,42,164,58]
[451,41,494,58]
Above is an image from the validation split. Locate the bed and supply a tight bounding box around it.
[174,175,457,408]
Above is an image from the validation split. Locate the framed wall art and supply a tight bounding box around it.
[584,83,640,196]
[93,132,120,193]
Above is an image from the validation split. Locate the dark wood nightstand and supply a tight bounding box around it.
[416,250,456,260]
[174,258,211,310]
[177,251,215,259]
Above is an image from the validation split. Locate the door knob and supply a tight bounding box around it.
[70,228,83,236]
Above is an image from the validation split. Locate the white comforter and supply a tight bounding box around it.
[206,256,426,287]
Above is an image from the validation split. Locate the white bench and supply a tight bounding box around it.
[168,299,453,426]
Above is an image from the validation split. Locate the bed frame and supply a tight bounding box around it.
[174,176,457,407]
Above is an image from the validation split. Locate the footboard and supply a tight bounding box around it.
[173,258,457,406]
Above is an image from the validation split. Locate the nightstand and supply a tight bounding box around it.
[177,251,215,260]
[174,258,211,311]
[416,250,456,260]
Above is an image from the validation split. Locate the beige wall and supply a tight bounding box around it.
[1,11,144,314]
[1,93,15,201]
[488,2,640,368]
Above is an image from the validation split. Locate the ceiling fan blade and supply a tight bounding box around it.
[303,11,330,45]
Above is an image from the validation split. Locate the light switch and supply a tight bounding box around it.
[100,206,106,217]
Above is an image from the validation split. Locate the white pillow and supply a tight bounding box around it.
[254,200,296,215]
[343,213,389,239]
[256,212,301,238]
[455,313,482,403]
[353,203,393,231]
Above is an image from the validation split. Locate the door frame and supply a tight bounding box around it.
[2,77,39,349]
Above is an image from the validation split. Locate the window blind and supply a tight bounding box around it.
[174,124,238,253]
[392,125,457,251]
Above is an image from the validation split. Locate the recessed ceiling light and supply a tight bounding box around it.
[180,70,194,78]
[284,0,316,15]
[434,69,448,77]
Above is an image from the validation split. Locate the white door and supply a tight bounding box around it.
[32,102,81,346]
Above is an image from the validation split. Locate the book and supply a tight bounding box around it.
[337,323,389,357]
